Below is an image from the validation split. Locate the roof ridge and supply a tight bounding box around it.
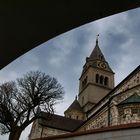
[39,111,84,131]
[40,111,83,122]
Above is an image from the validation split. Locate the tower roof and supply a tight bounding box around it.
[84,36,114,73]
[89,38,106,61]
[65,97,83,113]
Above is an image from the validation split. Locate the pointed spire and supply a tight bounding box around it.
[89,35,106,61]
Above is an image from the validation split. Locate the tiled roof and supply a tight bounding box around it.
[118,93,140,105]
[39,112,84,131]
[65,98,83,113]
[88,39,113,73]
[89,40,106,61]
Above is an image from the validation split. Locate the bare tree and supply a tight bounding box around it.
[0,71,64,140]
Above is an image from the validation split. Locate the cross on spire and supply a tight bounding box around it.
[75,95,77,100]
[96,34,99,45]
[89,34,106,62]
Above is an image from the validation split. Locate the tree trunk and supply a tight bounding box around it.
[9,128,22,140]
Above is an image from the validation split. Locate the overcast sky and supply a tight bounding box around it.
[1,7,140,140]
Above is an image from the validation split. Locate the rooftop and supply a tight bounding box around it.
[39,112,84,132]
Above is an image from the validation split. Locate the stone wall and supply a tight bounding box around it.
[65,110,84,120]
[29,120,69,140]
[41,127,68,138]
[79,85,140,131]
[81,107,108,130]
[114,72,140,95]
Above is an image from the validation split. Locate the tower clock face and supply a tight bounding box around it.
[98,62,106,69]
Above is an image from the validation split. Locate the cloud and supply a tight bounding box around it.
[0,135,8,140]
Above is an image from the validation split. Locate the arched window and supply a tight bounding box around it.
[104,77,108,86]
[100,75,104,84]
[82,76,88,88]
[96,74,99,83]
[137,77,139,83]
[100,55,103,60]
[85,76,88,85]
[99,55,103,60]
[82,81,84,88]
[76,116,79,120]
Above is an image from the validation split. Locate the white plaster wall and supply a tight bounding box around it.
[58,128,140,140]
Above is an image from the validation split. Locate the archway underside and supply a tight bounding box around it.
[0,1,140,69]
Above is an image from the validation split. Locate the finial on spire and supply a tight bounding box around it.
[75,95,77,100]
[96,34,99,45]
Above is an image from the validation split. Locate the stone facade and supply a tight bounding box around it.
[29,119,68,140]
[64,97,85,120]
[78,83,140,131]
[65,110,84,120]
[29,120,42,139]
[29,39,140,140]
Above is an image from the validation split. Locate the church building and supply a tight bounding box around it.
[29,37,140,139]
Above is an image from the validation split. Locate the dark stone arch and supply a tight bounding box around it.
[100,75,104,84]
[104,77,108,86]
[96,74,99,83]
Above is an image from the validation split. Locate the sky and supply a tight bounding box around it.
[0,7,140,140]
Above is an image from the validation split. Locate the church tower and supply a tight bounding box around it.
[78,36,115,113]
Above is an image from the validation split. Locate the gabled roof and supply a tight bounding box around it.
[65,97,83,113]
[89,39,106,62]
[39,112,84,132]
[118,93,140,105]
